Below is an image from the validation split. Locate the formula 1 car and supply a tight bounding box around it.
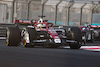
[54,26,84,45]
[79,25,94,42]
[91,25,100,40]
[80,25,100,42]
[6,16,82,49]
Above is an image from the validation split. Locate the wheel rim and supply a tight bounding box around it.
[22,28,29,47]
[6,28,10,46]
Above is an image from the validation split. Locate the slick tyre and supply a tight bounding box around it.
[69,43,81,49]
[69,27,82,48]
[64,26,82,42]
[7,27,21,46]
[70,27,82,42]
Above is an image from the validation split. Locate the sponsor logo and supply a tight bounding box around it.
[33,40,46,42]
[54,39,61,43]
[66,40,77,43]
[40,35,44,37]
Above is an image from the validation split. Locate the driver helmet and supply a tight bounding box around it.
[82,27,87,31]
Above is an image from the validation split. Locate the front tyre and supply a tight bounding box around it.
[6,27,21,46]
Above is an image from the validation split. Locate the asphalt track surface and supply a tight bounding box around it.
[0,40,100,67]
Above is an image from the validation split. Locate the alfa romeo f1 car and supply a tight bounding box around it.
[6,16,82,49]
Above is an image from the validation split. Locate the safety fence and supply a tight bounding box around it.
[15,0,100,26]
[0,0,100,26]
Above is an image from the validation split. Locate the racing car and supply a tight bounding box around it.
[6,16,82,49]
[79,25,94,42]
[91,25,100,40]
[79,25,100,42]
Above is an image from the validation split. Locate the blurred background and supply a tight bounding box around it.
[0,0,100,26]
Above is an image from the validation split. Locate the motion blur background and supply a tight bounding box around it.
[0,0,100,26]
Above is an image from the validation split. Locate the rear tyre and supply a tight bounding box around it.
[70,27,82,42]
[65,26,82,44]
[68,27,82,49]
[6,27,21,46]
[69,43,81,49]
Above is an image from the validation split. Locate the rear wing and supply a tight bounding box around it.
[15,19,53,27]
[15,20,35,24]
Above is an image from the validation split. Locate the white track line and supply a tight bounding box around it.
[64,46,100,51]
[81,46,100,51]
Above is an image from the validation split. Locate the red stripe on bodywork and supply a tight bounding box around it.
[83,48,100,49]
[81,46,100,49]
[48,27,60,39]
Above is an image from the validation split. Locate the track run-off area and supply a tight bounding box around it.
[0,40,100,67]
